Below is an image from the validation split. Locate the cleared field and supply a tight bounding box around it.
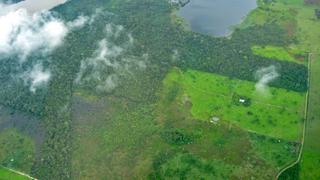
[164,68,305,141]
[0,167,30,180]
[291,2,320,178]
[251,45,307,64]
[257,0,320,179]
[300,54,320,179]
[70,66,301,179]
[0,129,35,174]
[161,67,303,175]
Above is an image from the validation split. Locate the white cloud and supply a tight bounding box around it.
[67,15,89,29]
[0,3,14,15]
[0,3,92,92]
[0,7,68,61]
[76,23,147,93]
[96,74,118,93]
[22,64,51,93]
[0,4,91,62]
[43,20,68,48]
[75,38,123,91]
[255,65,279,95]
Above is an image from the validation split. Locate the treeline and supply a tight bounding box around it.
[113,0,308,92]
[30,13,115,178]
[178,24,307,92]
[278,163,300,180]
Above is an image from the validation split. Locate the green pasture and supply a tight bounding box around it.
[0,129,35,174]
[163,68,305,141]
[259,0,320,178]
[251,45,307,64]
[0,167,30,180]
[159,67,301,176]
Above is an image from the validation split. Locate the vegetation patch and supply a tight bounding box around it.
[0,129,35,173]
[161,129,193,145]
[251,45,307,64]
[0,166,30,180]
[163,68,305,141]
[249,133,298,168]
[232,94,252,107]
[149,152,232,179]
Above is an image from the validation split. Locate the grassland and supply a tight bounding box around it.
[300,54,320,179]
[159,67,303,175]
[164,68,305,141]
[71,92,251,179]
[294,3,320,177]
[251,45,307,64]
[0,129,35,174]
[69,65,303,179]
[0,167,30,180]
[242,0,320,179]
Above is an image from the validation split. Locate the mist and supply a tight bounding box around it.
[0,2,89,92]
[76,24,148,93]
[255,65,279,95]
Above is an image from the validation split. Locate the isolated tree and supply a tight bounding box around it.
[315,9,320,19]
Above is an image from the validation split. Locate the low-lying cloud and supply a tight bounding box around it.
[21,64,51,93]
[76,24,147,93]
[0,8,67,61]
[0,3,89,92]
[67,15,90,29]
[255,65,279,95]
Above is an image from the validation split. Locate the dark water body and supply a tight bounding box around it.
[178,0,257,37]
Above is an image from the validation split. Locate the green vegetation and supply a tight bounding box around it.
[158,67,300,178]
[149,152,232,179]
[279,163,300,180]
[0,129,35,173]
[0,0,316,179]
[160,129,193,145]
[0,167,30,180]
[163,68,305,140]
[71,96,160,179]
[252,45,307,64]
[242,0,320,178]
[68,64,303,178]
[249,133,298,169]
[300,54,320,179]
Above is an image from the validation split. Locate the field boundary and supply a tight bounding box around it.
[275,52,312,179]
[0,165,37,180]
[185,74,298,111]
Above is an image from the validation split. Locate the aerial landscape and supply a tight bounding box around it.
[0,0,319,179]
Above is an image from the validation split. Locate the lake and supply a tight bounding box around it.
[8,0,67,13]
[178,0,257,37]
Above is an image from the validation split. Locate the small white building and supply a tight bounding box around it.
[210,117,220,124]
